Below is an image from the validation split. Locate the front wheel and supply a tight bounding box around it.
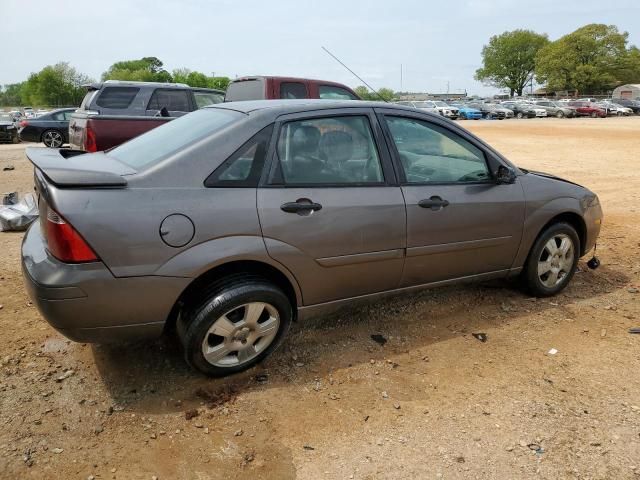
[178,276,292,376]
[556,111,565,118]
[516,112,524,119]
[590,112,597,118]
[522,223,580,297]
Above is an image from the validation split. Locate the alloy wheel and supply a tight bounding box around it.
[201,302,280,367]
[537,234,574,288]
[43,130,63,148]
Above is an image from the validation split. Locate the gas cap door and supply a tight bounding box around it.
[159,214,195,248]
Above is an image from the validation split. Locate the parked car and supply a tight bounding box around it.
[451,104,482,120]
[22,100,602,376]
[19,108,76,147]
[467,103,512,120]
[69,81,225,152]
[534,100,576,118]
[597,101,632,116]
[414,100,459,119]
[612,98,640,114]
[394,100,439,114]
[500,102,537,119]
[224,76,360,102]
[0,113,19,143]
[567,101,607,118]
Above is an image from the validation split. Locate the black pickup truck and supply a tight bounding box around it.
[69,81,224,152]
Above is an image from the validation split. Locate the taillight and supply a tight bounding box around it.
[46,207,98,263]
[20,120,28,128]
[84,125,97,152]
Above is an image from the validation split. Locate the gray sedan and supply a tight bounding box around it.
[22,100,603,376]
[534,100,577,118]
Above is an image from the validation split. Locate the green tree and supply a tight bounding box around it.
[102,56,172,82]
[475,29,549,97]
[353,86,396,101]
[208,76,231,91]
[0,83,25,106]
[20,63,91,107]
[536,24,640,94]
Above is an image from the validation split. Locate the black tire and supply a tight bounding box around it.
[516,112,524,119]
[590,112,597,118]
[42,129,64,148]
[459,112,467,120]
[12,134,20,144]
[522,222,580,297]
[177,275,292,377]
[556,111,564,118]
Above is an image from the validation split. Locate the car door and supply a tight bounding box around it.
[377,109,525,287]
[257,109,406,306]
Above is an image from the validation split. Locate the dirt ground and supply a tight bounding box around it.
[0,117,639,480]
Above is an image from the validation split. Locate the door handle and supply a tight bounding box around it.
[418,196,450,210]
[280,199,323,214]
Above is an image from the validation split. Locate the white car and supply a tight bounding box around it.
[521,103,548,117]
[599,101,632,116]
[394,101,439,115]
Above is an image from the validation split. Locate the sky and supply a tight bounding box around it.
[2,0,639,96]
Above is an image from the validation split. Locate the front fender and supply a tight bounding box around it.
[512,196,584,268]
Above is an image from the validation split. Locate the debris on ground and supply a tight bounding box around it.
[0,192,38,231]
[548,348,558,355]
[371,334,387,346]
[2,165,15,171]
[629,327,640,334]
[472,333,487,342]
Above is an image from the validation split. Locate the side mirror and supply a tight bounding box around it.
[495,165,516,184]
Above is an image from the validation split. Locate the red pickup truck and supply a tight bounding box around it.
[69,81,224,151]
[224,76,360,101]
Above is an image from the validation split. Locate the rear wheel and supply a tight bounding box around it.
[177,276,292,376]
[516,112,524,119]
[590,112,597,118]
[522,222,580,297]
[556,111,564,118]
[12,133,19,144]
[42,130,63,148]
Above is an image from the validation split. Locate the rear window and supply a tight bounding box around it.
[280,82,307,99]
[108,108,242,169]
[96,87,140,109]
[225,79,265,102]
[193,91,224,108]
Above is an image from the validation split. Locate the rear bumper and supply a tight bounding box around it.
[21,223,190,343]
[0,129,17,141]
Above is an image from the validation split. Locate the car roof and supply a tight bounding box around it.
[207,99,428,116]
[231,76,353,89]
[82,80,224,94]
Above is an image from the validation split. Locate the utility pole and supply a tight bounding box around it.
[447,81,450,94]
[400,64,403,91]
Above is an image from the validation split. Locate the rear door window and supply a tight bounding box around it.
[96,87,140,109]
[318,85,358,100]
[280,82,307,99]
[193,91,224,108]
[147,89,191,113]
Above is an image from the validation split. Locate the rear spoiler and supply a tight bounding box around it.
[25,147,133,187]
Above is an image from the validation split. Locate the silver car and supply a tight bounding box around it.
[22,100,603,376]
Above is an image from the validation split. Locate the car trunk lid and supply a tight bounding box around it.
[25,147,134,187]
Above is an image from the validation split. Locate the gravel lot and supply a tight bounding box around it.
[1,117,639,480]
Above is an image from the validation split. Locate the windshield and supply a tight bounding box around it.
[414,101,434,108]
[433,101,448,107]
[108,108,243,169]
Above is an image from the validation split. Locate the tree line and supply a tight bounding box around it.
[475,23,640,96]
[0,57,232,107]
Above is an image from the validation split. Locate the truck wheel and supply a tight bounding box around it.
[522,222,580,297]
[42,130,63,148]
[177,275,292,377]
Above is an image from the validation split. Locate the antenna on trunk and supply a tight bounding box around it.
[321,47,388,103]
